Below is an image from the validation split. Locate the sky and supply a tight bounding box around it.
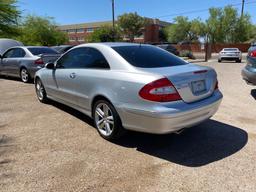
[17,0,256,25]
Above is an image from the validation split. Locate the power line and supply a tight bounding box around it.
[157,0,256,19]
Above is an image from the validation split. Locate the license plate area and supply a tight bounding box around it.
[191,80,206,94]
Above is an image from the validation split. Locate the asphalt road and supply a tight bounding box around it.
[1,60,256,192]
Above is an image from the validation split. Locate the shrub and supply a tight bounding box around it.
[180,50,195,59]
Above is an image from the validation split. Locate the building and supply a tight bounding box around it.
[58,18,171,45]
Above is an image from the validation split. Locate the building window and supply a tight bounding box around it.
[77,37,84,42]
[67,29,76,33]
[77,28,85,33]
[69,37,76,41]
[86,28,94,33]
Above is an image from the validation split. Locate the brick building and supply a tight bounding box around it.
[58,18,171,45]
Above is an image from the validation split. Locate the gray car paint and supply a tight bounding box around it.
[0,46,60,79]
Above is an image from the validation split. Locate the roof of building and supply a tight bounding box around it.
[58,18,172,30]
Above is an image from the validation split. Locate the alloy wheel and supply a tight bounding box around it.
[36,80,44,101]
[94,103,114,137]
[21,68,29,82]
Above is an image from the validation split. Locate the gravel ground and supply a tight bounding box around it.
[0,60,256,192]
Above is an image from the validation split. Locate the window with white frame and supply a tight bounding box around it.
[86,28,94,33]
[77,28,85,33]
[77,37,84,41]
[67,29,76,33]
[69,37,76,41]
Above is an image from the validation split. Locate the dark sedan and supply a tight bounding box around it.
[154,43,180,56]
[242,43,256,85]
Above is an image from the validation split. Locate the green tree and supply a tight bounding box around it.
[206,6,253,43]
[86,25,121,42]
[206,8,224,43]
[18,15,67,46]
[0,0,20,37]
[165,16,204,43]
[117,12,146,42]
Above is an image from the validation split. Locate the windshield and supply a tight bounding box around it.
[112,45,187,68]
[28,47,58,55]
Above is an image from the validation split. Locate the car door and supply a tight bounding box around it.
[1,48,26,76]
[8,48,26,76]
[49,47,90,106]
[71,47,111,111]
[1,49,15,75]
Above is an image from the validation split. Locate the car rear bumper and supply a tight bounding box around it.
[28,66,43,78]
[117,91,223,134]
[219,56,241,60]
[242,66,256,85]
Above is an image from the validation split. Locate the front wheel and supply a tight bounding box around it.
[93,100,124,140]
[35,78,48,103]
[20,68,30,83]
[218,59,221,63]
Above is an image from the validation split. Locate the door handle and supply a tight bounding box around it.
[69,72,76,79]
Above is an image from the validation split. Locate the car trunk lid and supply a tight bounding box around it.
[138,64,217,103]
[38,54,61,64]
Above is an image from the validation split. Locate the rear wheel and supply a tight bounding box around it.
[236,59,242,63]
[20,68,30,83]
[35,78,48,103]
[93,100,124,140]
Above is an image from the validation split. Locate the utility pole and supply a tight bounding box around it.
[112,0,115,29]
[241,0,245,18]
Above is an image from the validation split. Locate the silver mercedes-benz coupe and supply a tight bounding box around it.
[34,43,223,140]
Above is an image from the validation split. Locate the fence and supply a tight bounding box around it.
[172,43,251,53]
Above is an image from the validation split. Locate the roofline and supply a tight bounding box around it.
[58,18,172,30]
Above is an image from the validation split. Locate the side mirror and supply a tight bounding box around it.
[45,62,55,69]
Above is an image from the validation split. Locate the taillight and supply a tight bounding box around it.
[139,78,181,102]
[215,80,219,90]
[34,58,44,65]
[250,50,256,57]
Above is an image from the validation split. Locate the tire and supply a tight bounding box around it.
[20,68,30,83]
[35,78,48,103]
[218,59,221,63]
[236,59,242,63]
[93,100,125,140]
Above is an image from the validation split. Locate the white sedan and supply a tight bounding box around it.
[218,48,242,63]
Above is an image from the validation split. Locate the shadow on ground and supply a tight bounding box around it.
[49,100,248,167]
[251,89,256,100]
[47,100,94,127]
[114,120,248,167]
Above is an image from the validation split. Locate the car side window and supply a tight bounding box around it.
[3,48,25,58]
[3,49,15,58]
[56,47,110,69]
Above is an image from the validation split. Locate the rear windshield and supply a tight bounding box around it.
[112,45,187,68]
[28,47,58,55]
[223,48,239,52]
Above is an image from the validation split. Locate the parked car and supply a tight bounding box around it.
[51,45,74,54]
[241,44,256,85]
[0,38,23,55]
[218,48,242,63]
[0,46,60,83]
[34,43,222,140]
[154,43,179,56]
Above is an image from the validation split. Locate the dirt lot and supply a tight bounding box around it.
[1,60,256,192]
